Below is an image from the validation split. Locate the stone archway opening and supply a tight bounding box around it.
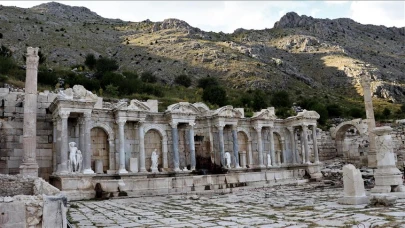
[237,131,248,167]
[334,124,368,165]
[91,127,109,173]
[144,129,163,171]
[273,133,283,164]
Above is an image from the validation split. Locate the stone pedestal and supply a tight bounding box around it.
[338,164,369,205]
[95,160,103,174]
[240,151,247,168]
[129,158,138,173]
[371,126,405,194]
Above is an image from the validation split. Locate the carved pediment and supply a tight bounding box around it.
[193,102,210,113]
[251,107,277,120]
[213,106,242,118]
[57,85,98,101]
[127,99,150,111]
[166,102,199,114]
[296,109,320,119]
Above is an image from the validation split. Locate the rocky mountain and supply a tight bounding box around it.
[0,2,404,102]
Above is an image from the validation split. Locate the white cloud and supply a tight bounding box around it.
[349,1,405,27]
[325,1,349,5]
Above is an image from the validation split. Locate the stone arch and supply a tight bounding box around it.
[90,127,109,172]
[90,122,115,171]
[273,131,284,164]
[144,129,163,171]
[143,124,168,169]
[331,119,368,158]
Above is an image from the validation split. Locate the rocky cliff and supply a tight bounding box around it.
[0,3,404,102]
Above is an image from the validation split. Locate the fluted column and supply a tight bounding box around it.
[170,122,180,171]
[188,123,196,170]
[56,111,70,174]
[20,47,40,177]
[117,119,128,174]
[82,112,94,174]
[232,125,240,168]
[288,127,297,164]
[216,124,226,168]
[312,125,319,163]
[269,127,276,166]
[254,126,265,167]
[78,118,85,159]
[138,121,147,172]
[302,124,310,164]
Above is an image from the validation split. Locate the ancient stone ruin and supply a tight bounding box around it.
[338,164,369,205]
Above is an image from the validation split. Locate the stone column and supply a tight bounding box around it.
[188,123,196,171]
[52,119,58,173]
[170,122,180,171]
[360,74,377,168]
[312,125,320,163]
[82,112,94,174]
[254,126,265,167]
[288,127,297,164]
[248,140,253,167]
[240,151,247,168]
[232,125,240,168]
[56,111,70,174]
[138,121,147,172]
[280,139,286,165]
[269,127,276,166]
[117,119,128,174]
[20,47,40,177]
[78,118,85,160]
[302,124,310,164]
[217,124,226,168]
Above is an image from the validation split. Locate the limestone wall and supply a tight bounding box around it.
[0,175,34,196]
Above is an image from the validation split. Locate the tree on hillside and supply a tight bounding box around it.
[95,57,119,73]
[252,90,268,111]
[197,77,219,89]
[84,53,97,70]
[202,86,227,107]
[270,90,291,108]
[141,71,157,83]
[175,74,192,87]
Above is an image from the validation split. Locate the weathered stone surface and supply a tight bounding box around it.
[338,164,369,205]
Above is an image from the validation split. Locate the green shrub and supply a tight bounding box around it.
[0,57,16,74]
[271,90,291,108]
[202,86,227,106]
[105,84,119,97]
[348,107,365,118]
[252,90,268,111]
[140,71,157,83]
[95,57,119,73]
[84,53,97,70]
[326,104,343,118]
[197,77,219,89]
[382,107,391,118]
[0,45,12,58]
[100,72,124,88]
[38,67,58,86]
[275,107,295,119]
[174,74,192,87]
[122,71,138,80]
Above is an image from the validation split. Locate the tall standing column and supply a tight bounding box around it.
[361,74,377,168]
[254,126,265,167]
[188,123,196,170]
[138,121,147,172]
[82,112,94,174]
[312,125,319,163]
[20,47,40,177]
[248,140,253,167]
[217,124,226,168]
[56,111,70,174]
[232,125,240,168]
[269,127,276,166]
[117,119,128,174]
[78,118,85,159]
[302,124,310,164]
[170,122,180,171]
[288,127,297,164]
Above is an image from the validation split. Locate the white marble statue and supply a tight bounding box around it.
[68,142,82,173]
[224,152,231,168]
[151,149,159,172]
[267,153,272,167]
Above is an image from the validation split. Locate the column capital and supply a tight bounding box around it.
[253,125,262,132]
[188,122,196,128]
[138,120,145,126]
[360,73,372,88]
[116,118,126,126]
[286,126,294,132]
[59,110,70,119]
[301,124,308,130]
[231,124,238,131]
[215,123,225,130]
[169,121,178,128]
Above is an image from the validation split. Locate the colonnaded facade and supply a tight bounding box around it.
[0,48,325,200]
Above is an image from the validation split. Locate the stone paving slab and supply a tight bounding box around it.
[68,183,405,227]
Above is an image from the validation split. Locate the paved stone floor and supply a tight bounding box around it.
[68,183,405,228]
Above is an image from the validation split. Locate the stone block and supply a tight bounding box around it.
[38,94,47,103]
[0,201,26,228]
[42,195,67,228]
[130,158,138,173]
[95,160,103,174]
[338,164,368,205]
[47,93,57,102]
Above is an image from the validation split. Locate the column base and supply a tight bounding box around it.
[118,169,128,174]
[173,167,181,172]
[19,162,39,177]
[151,168,159,173]
[82,169,94,174]
[56,164,69,175]
[190,166,196,171]
[139,168,147,172]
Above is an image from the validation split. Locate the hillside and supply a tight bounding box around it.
[0,2,404,105]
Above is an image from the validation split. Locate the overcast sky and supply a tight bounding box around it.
[1,1,404,33]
